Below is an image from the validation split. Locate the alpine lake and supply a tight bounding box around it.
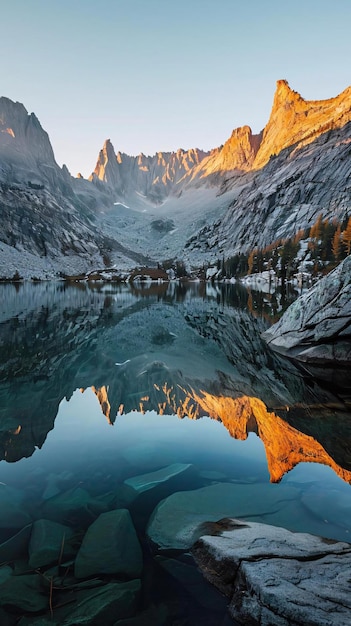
[0,280,350,625]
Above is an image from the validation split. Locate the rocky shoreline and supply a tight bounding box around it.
[1,462,350,625]
[263,255,351,364]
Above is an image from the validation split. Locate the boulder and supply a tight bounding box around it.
[263,256,351,364]
[74,509,142,579]
[192,519,351,626]
[28,519,76,569]
[40,487,107,527]
[0,485,32,537]
[146,482,300,550]
[61,579,141,626]
[0,573,48,612]
[0,525,32,563]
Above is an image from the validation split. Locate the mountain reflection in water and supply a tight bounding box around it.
[0,281,350,484]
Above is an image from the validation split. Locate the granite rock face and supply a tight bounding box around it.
[263,255,351,363]
[192,519,351,626]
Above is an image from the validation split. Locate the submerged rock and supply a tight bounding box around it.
[61,579,141,626]
[74,509,142,579]
[125,463,198,528]
[124,463,195,495]
[40,487,108,527]
[0,485,32,536]
[263,256,351,364]
[28,519,76,569]
[146,482,299,550]
[0,573,48,612]
[192,519,351,626]
[0,525,32,563]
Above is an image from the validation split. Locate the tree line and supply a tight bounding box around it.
[215,214,351,281]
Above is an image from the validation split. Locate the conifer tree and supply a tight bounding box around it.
[332,224,342,261]
[342,217,351,256]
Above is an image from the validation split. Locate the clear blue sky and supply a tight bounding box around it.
[1,0,350,177]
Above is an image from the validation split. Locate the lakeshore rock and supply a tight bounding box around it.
[192,519,351,626]
[74,509,142,579]
[28,519,76,569]
[40,487,108,527]
[0,573,48,612]
[146,482,300,550]
[61,579,141,626]
[263,255,351,364]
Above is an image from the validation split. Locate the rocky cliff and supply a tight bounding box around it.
[90,140,208,203]
[1,80,351,277]
[0,98,147,278]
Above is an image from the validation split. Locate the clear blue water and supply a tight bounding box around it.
[0,281,350,624]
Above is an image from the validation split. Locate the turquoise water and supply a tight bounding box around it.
[0,281,350,624]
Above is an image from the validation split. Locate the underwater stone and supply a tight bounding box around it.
[74,509,142,579]
[147,482,299,550]
[40,487,108,527]
[28,519,76,569]
[61,579,141,626]
[0,573,48,612]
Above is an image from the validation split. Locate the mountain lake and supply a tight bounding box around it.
[0,281,350,625]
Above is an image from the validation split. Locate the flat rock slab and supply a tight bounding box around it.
[74,509,142,579]
[146,482,299,550]
[192,519,351,626]
[124,463,195,495]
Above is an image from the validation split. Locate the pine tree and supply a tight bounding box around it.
[342,217,351,256]
[332,224,342,261]
[248,250,255,275]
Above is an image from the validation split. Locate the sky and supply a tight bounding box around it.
[1,0,350,177]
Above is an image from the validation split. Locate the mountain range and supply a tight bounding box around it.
[0,80,350,278]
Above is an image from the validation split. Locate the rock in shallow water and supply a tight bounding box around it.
[61,579,141,626]
[0,573,48,612]
[28,519,76,569]
[146,482,299,550]
[74,509,142,579]
[192,519,351,626]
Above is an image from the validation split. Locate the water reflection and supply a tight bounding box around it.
[0,281,350,484]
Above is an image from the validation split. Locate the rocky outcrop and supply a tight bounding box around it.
[263,255,351,363]
[192,519,351,626]
[90,140,208,203]
[253,79,351,169]
[185,120,351,260]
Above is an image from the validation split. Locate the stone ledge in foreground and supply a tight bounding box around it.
[191,519,351,626]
